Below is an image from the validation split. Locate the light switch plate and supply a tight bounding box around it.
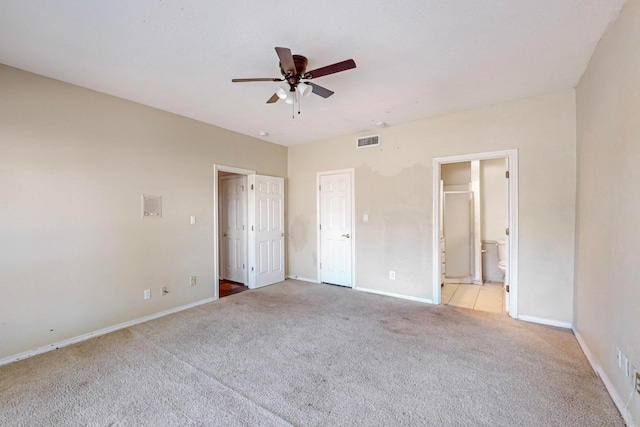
[625,355,631,377]
[617,348,622,368]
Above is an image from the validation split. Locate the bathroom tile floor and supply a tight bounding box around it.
[443,282,504,314]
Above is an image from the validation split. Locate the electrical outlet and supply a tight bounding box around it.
[190,276,197,286]
[389,271,396,280]
[144,289,151,300]
[161,286,168,296]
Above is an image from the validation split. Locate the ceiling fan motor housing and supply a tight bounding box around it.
[280,55,308,89]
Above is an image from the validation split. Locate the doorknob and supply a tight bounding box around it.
[342,233,350,238]
[222,232,227,237]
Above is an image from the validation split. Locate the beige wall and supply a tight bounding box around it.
[575,0,640,422]
[0,65,287,360]
[288,90,577,322]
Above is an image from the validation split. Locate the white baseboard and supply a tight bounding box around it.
[286,275,320,284]
[517,315,572,329]
[573,328,635,427]
[0,297,217,367]
[354,286,433,304]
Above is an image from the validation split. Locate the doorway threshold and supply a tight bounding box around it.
[219,280,248,298]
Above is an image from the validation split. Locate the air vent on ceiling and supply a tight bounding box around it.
[357,134,380,148]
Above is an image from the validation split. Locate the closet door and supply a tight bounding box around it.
[319,172,352,287]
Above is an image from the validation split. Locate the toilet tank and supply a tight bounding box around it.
[497,240,506,261]
[482,241,502,282]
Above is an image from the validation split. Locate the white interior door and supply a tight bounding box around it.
[319,172,352,287]
[220,176,246,284]
[249,174,285,289]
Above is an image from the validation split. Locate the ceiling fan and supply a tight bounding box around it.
[232,47,356,116]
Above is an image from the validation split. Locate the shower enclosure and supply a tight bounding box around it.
[443,190,475,283]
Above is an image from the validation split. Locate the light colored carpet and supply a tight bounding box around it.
[0,280,623,426]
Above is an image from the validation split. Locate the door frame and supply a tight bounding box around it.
[316,169,356,288]
[213,164,255,299]
[432,149,519,318]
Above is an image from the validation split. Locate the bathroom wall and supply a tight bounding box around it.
[574,0,640,423]
[480,158,507,242]
[479,159,508,282]
[441,162,470,187]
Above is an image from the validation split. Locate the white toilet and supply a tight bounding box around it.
[497,240,507,278]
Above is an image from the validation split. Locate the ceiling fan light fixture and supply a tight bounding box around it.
[277,85,293,100]
[284,92,295,104]
[297,82,312,98]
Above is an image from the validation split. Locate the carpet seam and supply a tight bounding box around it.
[138,332,296,426]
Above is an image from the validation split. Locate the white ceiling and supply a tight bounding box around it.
[0,0,626,146]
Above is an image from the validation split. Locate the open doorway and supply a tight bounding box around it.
[215,166,254,299]
[218,172,249,298]
[433,150,518,318]
[213,165,286,299]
